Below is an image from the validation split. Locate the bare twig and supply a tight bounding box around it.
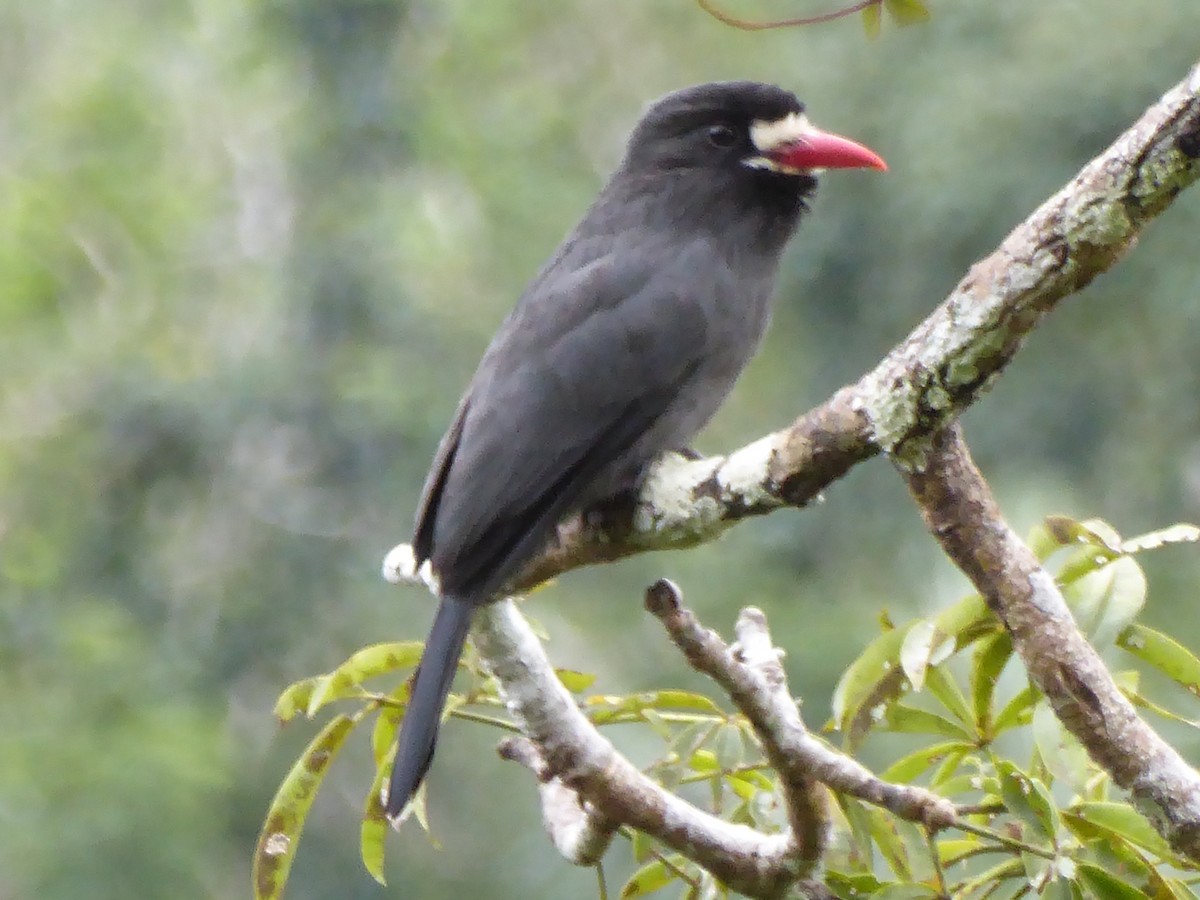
[646,579,829,867]
[696,0,880,30]
[645,580,956,834]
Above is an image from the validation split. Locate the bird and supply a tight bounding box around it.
[385,81,885,822]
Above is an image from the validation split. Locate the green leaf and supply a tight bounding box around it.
[923,663,974,729]
[936,837,984,867]
[1061,557,1146,648]
[831,594,993,749]
[1076,863,1151,900]
[997,760,1059,843]
[1118,624,1200,696]
[555,668,596,693]
[831,621,913,741]
[1076,518,1125,552]
[955,858,1026,897]
[866,806,911,880]
[360,756,390,886]
[274,677,320,724]
[726,772,760,802]
[1039,872,1083,900]
[882,0,931,26]
[620,859,679,898]
[641,709,676,741]
[899,618,956,691]
[253,714,356,900]
[1031,701,1093,792]
[929,747,974,791]
[371,699,404,765]
[1120,522,1200,554]
[1126,687,1200,729]
[931,592,995,645]
[883,702,974,741]
[836,795,876,872]
[861,2,882,39]
[1164,880,1200,900]
[1065,802,1180,863]
[688,749,719,773]
[666,722,716,776]
[587,690,724,725]
[826,871,885,899]
[1029,517,1069,560]
[993,684,1038,733]
[930,773,977,797]
[714,723,745,771]
[971,631,1013,737]
[881,741,971,783]
[306,642,425,716]
[868,886,939,899]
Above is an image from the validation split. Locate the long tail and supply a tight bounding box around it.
[385,594,475,821]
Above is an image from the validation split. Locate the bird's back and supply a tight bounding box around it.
[414,170,790,603]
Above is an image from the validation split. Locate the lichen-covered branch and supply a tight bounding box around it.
[495,735,619,866]
[472,600,803,899]
[462,588,962,898]
[902,425,1200,861]
[384,59,1200,592]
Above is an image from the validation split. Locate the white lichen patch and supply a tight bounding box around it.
[1027,568,1072,618]
[715,433,784,507]
[635,452,725,537]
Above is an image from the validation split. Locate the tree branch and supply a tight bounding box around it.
[465,588,964,898]
[901,425,1200,860]
[495,735,619,866]
[644,580,956,833]
[471,599,803,899]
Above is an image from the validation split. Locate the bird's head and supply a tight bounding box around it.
[621,81,885,194]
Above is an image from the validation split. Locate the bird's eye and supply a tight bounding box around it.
[706,124,737,148]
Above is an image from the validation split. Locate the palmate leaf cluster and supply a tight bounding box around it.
[255,515,1200,899]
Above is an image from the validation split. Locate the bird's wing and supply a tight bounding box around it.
[416,241,723,599]
[411,391,469,565]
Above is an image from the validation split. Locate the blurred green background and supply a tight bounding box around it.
[2,1,1198,897]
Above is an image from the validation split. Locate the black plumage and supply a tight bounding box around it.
[386,81,884,821]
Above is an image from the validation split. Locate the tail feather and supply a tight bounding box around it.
[385,595,475,821]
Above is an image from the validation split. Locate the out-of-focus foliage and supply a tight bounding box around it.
[1,0,1198,898]
[260,515,1200,899]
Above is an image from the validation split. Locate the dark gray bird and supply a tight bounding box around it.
[386,81,885,822]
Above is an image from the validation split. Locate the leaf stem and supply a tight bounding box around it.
[696,0,880,30]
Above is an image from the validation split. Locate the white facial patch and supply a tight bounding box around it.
[749,112,812,154]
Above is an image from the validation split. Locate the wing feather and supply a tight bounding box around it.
[416,239,728,601]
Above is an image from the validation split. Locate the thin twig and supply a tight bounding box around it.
[696,0,879,30]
